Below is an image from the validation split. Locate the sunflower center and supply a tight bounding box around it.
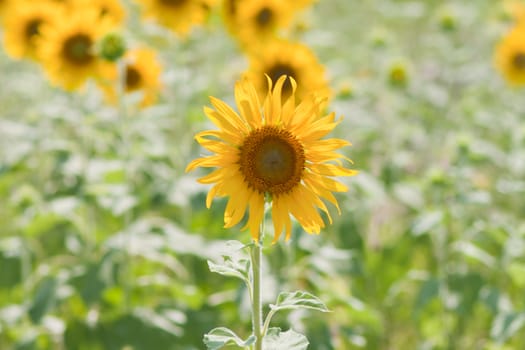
[159,0,185,7]
[100,6,110,17]
[25,18,42,41]
[62,33,94,65]
[226,0,238,15]
[513,52,525,70]
[268,64,296,98]
[239,126,305,195]
[125,66,142,90]
[256,7,273,27]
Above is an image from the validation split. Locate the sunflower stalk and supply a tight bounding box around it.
[250,217,265,350]
[251,240,263,350]
[116,57,133,311]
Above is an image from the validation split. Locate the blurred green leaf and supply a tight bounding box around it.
[69,251,118,305]
[411,211,443,236]
[479,286,502,314]
[203,327,255,349]
[207,241,251,285]
[207,259,250,285]
[491,312,525,344]
[507,262,525,288]
[453,241,496,268]
[270,291,329,313]
[24,213,65,237]
[0,239,23,288]
[263,328,308,350]
[132,307,183,337]
[67,308,184,350]
[28,276,57,324]
[448,272,484,315]
[414,277,440,315]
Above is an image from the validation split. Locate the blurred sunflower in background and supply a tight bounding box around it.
[504,0,525,23]
[186,76,356,242]
[133,0,214,37]
[2,1,61,60]
[37,8,115,91]
[243,39,331,102]
[0,0,10,19]
[221,0,240,34]
[495,24,525,85]
[232,0,295,47]
[99,47,163,107]
[291,0,316,12]
[65,0,127,26]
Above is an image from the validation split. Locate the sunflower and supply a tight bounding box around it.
[0,0,10,19]
[495,24,525,85]
[186,76,357,242]
[133,0,213,37]
[99,47,163,107]
[65,0,127,26]
[231,0,295,47]
[37,8,114,90]
[2,1,61,60]
[221,0,241,35]
[504,0,525,24]
[243,39,331,103]
[292,0,316,11]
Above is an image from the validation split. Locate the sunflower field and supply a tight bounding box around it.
[1,0,525,349]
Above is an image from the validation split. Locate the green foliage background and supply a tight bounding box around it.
[1,0,525,349]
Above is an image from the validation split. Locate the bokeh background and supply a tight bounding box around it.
[1,0,525,349]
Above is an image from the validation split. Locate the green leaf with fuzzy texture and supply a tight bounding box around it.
[270,291,329,313]
[263,328,308,350]
[207,258,250,284]
[203,327,256,349]
[207,241,251,284]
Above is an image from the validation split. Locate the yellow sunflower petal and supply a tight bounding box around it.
[206,102,248,135]
[271,198,285,242]
[309,163,359,177]
[264,75,286,125]
[305,138,351,149]
[284,95,319,131]
[195,138,240,161]
[195,130,242,146]
[185,155,225,171]
[243,191,265,241]
[284,185,324,234]
[224,186,251,228]
[206,183,222,208]
[235,78,263,129]
[303,172,342,213]
[295,113,339,142]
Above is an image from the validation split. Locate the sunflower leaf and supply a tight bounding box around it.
[207,241,251,284]
[203,327,256,349]
[490,311,525,343]
[263,328,309,350]
[207,257,251,285]
[270,290,330,313]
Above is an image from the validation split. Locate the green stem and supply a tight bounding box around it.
[251,240,263,350]
[116,58,132,311]
[261,309,276,339]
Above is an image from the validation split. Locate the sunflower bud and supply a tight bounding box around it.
[388,61,409,87]
[337,81,354,99]
[99,32,126,62]
[370,28,388,48]
[438,9,457,31]
[428,168,449,187]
